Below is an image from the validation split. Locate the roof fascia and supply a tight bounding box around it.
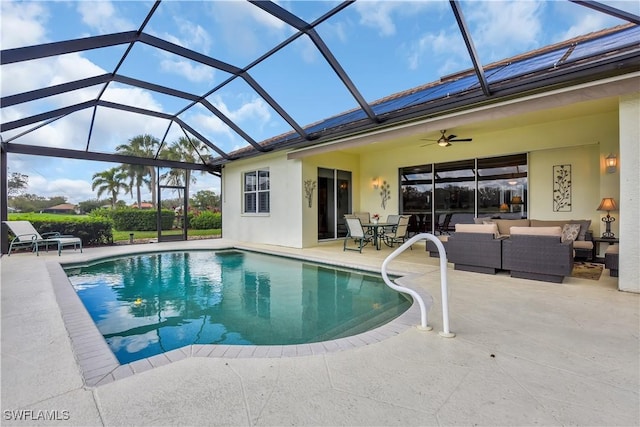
[286,72,640,160]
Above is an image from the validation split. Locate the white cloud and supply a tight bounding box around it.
[149,16,216,84]
[173,17,213,54]
[185,95,272,153]
[22,174,95,204]
[159,58,215,83]
[465,1,545,61]
[0,1,48,49]
[406,29,466,72]
[354,1,398,36]
[353,1,434,37]
[76,0,134,34]
[557,13,610,41]
[207,0,289,59]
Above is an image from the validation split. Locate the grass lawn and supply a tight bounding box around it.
[8,213,221,243]
[113,229,221,241]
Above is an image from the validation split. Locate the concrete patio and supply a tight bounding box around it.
[1,238,638,426]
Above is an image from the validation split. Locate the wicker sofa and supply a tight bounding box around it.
[502,226,574,283]
[426,218,588,283]
[475,218,593,260]
[445,223,505,274]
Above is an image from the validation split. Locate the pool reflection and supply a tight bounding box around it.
[66,250,410,364]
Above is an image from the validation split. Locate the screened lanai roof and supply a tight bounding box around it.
[1,0,639,175]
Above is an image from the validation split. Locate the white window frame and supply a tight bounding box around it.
[243,169,270,214]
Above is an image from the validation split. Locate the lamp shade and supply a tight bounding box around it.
[597,197,618,211]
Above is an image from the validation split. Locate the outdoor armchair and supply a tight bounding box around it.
[446,223,505,274]
[4,221,83,256]
[502,226,573,283]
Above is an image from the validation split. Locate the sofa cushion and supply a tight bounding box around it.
[455,223,499,237]
[529,219,591,240]
[561,223,581,242]
[492,219,531,236]
[529,219,566,228]
[510,226,562,236]
[572,240,593,250]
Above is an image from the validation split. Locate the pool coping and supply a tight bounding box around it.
[49,246,433,388]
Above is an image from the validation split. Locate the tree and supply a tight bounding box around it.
[8,172,29,196]
[159,136,210,206]
[91,168,130,208]
[77,198,110,214]
[116,134,160,208]
[9,194,66,213]
[191,190,220,211]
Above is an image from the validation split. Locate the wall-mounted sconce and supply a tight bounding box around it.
[372,177,380,189]
[605,153,617,174]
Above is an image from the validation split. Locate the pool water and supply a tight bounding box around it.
[65,250,411,364]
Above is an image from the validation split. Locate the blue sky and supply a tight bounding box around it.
[1,0,637,204]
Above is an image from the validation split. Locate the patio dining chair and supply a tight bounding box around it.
[384,214,401,233]
[382,215,412,249]
[343,217,373,253]
[349,212,375,239]
[3,220,83,256]
[435,213,454,235]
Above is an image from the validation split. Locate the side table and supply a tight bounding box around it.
[592,237,619,263]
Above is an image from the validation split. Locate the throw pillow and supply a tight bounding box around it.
[561,223,581,243]
[569,219,592,241]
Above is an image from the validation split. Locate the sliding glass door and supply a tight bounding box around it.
[318,168,352,240]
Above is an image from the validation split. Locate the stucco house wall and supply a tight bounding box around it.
[618,93,640,292]
[222,92,638,292]
[222,151,303,248]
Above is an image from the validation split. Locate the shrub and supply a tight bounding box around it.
[7,213,113,246]
[190,211,222,229]
[110,208,174,231]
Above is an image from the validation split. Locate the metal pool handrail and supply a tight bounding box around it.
[381,233,455,338]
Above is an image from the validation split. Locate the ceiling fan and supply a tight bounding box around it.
[421,130,473,147]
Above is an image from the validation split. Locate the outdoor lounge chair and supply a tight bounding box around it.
[343,217,372,253]
[4,221,83,256]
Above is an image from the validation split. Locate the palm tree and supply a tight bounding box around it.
[159,136,210,206]
[91,168,130,208]
[116,134,161,208]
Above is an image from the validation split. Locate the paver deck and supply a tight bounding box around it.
[1,238,638,426]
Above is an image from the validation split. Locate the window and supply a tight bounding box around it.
[244,170,270,214]
[399,154,528,232]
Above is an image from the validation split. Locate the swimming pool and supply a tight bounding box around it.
[64,250,411,364]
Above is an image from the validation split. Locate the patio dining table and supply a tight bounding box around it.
[362,222,394,250]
